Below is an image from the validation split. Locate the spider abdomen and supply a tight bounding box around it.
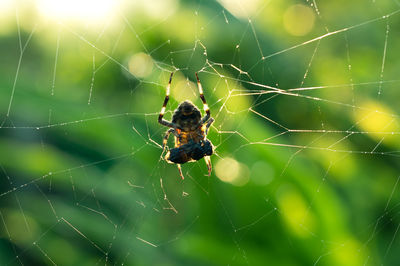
[166,139,213,164]
[190,139,213,160]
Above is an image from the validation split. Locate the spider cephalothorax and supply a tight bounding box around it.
[158,72,214,179]
[172,101,201,131]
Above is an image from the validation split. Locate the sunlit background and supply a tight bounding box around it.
[37,0,118,23]
[1,0,400,265]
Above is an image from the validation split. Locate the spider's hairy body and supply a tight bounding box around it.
[158,73,214,179]
[173,126,205,147]
[172,100,201,132]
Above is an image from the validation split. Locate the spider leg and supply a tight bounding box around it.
[177,164,185,180]
[158,72,175,127]
[162,128,175,149]
[195,73,211,124]
[204,117,214,135]
[204,156,212,176]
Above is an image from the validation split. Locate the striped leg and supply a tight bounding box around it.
[162,128,175,156]
[204,156,212,176]
[158,72,174,127]
[177,164,184,180]
[205,118,214,135]
[195,73,210,124]
[163,128,174,149]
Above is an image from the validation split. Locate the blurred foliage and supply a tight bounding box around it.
[1,0,400,265]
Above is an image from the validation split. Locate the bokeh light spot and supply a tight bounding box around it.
[128,53,154,78]
[215,157,249,186]
[283,4,315,36]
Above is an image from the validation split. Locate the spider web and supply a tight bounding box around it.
[1,0,400,265]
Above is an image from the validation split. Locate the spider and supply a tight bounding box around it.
[158,72,214,179]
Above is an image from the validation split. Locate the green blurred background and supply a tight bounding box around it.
[1,0,400,265]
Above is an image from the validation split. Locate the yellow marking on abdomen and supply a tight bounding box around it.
[174,130,204,147]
